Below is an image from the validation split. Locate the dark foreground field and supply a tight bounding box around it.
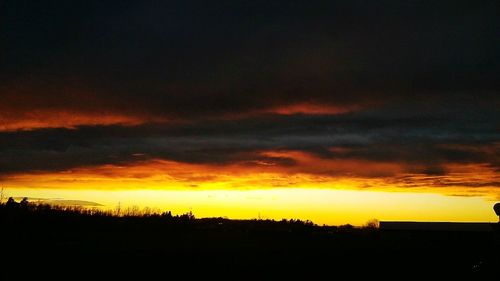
[1,203,499,279]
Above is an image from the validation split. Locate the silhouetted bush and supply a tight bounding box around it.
[363,219,379,229]
[6,197,18,208]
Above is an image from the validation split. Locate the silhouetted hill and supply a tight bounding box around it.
[1,201,499,279]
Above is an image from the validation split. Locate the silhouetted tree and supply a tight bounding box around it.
[115,201,122,216]
[494,203,500,222]
[339,224,354,230]
[6,197,17,208]
[179,211,195,221]
[20,197,29,208]
[364,219,379,229]
[162,211,172,219]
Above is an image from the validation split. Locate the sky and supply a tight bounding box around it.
[1,1,499,225]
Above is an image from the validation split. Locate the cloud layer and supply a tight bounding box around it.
[1,1,499,196]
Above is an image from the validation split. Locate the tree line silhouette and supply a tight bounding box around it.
[0,197,335,233]
[1,197,499,279]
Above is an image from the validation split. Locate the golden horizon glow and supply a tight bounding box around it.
[2,155,499,225]
[2,158,498,197]
[2,187,498,226]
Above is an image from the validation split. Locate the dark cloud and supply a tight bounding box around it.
[0,1,499,185]
[0,105,498,176]
[1,0,499,119]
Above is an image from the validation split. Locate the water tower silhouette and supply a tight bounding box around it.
[494,203,500,222]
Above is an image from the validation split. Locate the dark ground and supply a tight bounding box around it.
[1,203,499,279]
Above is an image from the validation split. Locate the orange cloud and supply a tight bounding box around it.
[2,150,499,199]
[266,103,358,115]
[0,102,356,131]
[258,150,405,177]
[0,110,166,131]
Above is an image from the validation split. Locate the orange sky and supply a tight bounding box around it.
[2,152,499,197]
[2,153,499,225]
[1,110,498,225]
[2,1,499,225]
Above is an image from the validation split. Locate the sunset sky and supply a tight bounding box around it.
[1,1,499,225]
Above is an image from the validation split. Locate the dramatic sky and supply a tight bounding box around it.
[1,1,499,224]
